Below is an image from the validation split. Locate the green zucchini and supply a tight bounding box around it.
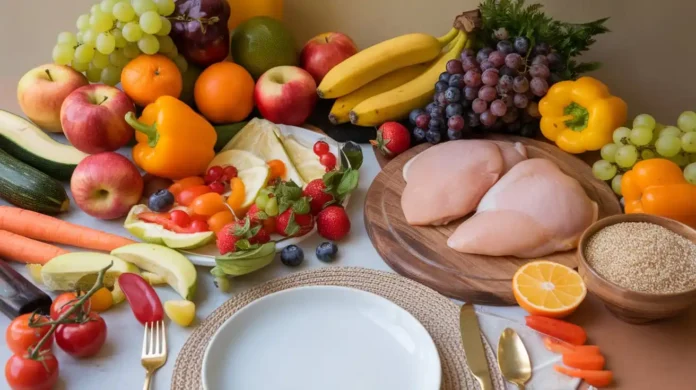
[0,109,88,180]
[0,148,69,214]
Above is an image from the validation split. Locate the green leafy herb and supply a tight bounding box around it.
[291,197,310,215]
[337,169,359,196]
[476,0,609,79]
[283,212,300,236]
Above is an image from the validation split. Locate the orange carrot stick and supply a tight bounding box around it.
[563,351,606,370]
[0,229,68,265]
[554,365,613,388]
[526,316,587,345]
[0,206,135,252]
[544,337,601,355]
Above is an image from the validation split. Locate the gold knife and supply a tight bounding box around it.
[460,303,493,390]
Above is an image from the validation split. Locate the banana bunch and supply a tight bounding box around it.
[321,28,469,127]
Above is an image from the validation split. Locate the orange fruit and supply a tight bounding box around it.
[512,260,587,318]
[191,193,228,217]
[121,54,182,106]
[207,210,236,233]
[194,62,254,123]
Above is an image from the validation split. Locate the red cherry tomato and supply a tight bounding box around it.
[313,141,330,156]
[117,273,164,325]
[50,292,82,320]
[319,153,337,170]
[5,314,53,355]
[222,166,238,182]
[55,312,107,358]
[204,166,223,184]
[176,185,213,206]
[208,181,225,194]
[169,210,191,227]
[189,219,210,233]
[5,353,59,390]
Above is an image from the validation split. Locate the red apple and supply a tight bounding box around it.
[254,66,318,126]
[17,64,89,133]
[61,85,135,154]
[300,32,358,83]
[70,152,144,220]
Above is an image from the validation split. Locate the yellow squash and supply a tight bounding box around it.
[349,32,467,127]
[317,28,459,99]
[328,63,429,125]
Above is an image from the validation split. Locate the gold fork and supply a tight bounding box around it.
[141,321,168,390]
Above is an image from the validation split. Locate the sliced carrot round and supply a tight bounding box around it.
[513,260,587,318]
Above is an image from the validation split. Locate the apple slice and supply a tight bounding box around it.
[207,149,266,171]
[237,165,271,207]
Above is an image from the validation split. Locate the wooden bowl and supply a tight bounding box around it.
[577,213,696,324]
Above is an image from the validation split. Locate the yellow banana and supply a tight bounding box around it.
[328,63,429,125]
[317,28,459,99]
[350,32,467,127]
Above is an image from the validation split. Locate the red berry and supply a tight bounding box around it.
[189,219,209,233]
[169,210,191,227]
[316,206,351,241]
[415,114,430,129]
[319,153,337,170]
[222,166,238,182]
[313,141,330,156]
[205,166,223,183]
[371,122,411,158]
[209,181,225,194]
[303,179,334,215]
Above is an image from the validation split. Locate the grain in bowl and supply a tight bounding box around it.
[584,222,696,294]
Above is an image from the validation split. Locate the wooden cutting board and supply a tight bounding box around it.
[364,135,622,305]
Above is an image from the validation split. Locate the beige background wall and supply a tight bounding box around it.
[1,0,694,124]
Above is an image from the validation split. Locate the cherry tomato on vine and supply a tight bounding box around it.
[5,352,59,390]
[5,314,53,355]
[55,312,107,358]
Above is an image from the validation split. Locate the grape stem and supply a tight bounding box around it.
[27,262,113,360]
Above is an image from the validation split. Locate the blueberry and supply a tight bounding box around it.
[466,111,481,128]
[496,40,514,55]
[409,109,425,125]
[425,102,437,113]
[412,127,427,143]
[316,241,338,262]
[430,106,445,118]
[429,117,444,129]
[446,103,464,118]
[438,72,451,83]
[444,87,461,103]
[448,74,465,89]
[280,245,304,267]
[148,189,175,212]
[476,48,493,64]
[447,128,463,140]
[513,37,529,54]
[435,81,449,93]
[425,129,442,144]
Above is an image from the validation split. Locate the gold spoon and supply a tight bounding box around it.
[497,328,532,389]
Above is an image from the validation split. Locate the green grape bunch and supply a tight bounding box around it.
[51,0,187,86]
[592,111,696,196]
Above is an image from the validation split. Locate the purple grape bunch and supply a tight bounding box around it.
[408,36,565,144]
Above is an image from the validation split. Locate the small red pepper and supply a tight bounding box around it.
[118,273,164,325]
[138,212,207,234]
[525,316,587,345]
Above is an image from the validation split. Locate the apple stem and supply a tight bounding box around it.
[325,36,330,44]
[44,69,53,82]
[98,96,108,105]
[125,112,159,147]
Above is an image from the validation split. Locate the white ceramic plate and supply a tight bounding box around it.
[201,286,441,390]
[181,125,350,266]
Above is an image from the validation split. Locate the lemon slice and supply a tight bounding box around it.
[207,149,266,171]
[237,165,271,207]
[281,135,327,183]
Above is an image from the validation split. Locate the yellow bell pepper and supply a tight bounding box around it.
[539,77,627,154]
[622,158,696,228]
[126,96,217,180]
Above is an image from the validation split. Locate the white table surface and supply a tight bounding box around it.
[0,141,578,390]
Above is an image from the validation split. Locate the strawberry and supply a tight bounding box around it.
[216,222,240,255]
[370,122,411,157]
[247,204,268,225]
[262,216,277,235]
[303,179,335,215]
[249,226,271,244]
[316,205,351,241]
[276,209,314,237]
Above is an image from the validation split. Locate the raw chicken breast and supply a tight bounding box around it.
[497,142,528,174]
[401,140,509,226]
[447,158,598,257]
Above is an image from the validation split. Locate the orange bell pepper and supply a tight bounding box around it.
[621,159,696,227]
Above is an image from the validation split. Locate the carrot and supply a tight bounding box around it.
[554,365,613,388]
[544,337,601,355]
[563,351,605,370]
[0,229,68,265]
[526,316,587,345]
[0,206,135,252]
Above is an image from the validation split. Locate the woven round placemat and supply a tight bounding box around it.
[171,267,506,390]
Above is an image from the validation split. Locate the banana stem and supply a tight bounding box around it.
[437,28,459,47]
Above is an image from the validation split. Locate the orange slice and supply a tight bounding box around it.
[513,260,587,318]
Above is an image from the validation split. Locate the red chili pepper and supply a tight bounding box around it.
[117,273,164,325]
[525,316,587,345]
